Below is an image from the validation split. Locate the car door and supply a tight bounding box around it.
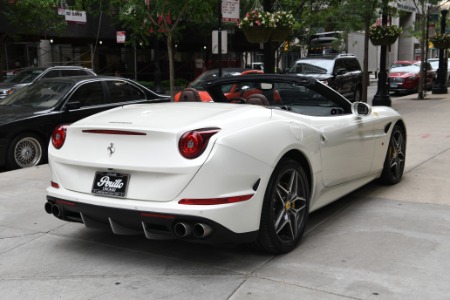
[344,58,362,99]
[332,59,351,97]
[317,113,377,187]
[277,81,377,187]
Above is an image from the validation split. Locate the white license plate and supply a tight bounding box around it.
[92,172,129,197]
[390,83,398,88]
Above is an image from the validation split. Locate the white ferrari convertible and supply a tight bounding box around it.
[45,74,406,253]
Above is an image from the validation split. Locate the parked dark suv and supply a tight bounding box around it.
[288,54,362,102]
[0,66,96,99]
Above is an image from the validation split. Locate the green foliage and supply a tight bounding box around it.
[83,0,216,46]
[2,0,67,36]
[430,33,450,49]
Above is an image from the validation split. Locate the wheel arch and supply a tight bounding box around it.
[279,149,313,195]
[7,129,50,152]
[393,119,407,144]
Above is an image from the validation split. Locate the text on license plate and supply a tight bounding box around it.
[92,172,129,197]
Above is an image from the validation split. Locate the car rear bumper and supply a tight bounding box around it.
[45,196,259,244]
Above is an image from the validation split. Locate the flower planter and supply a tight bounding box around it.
[370,35,399,46]
[270,26,291,42]
[369,25,402,46]
[242,27,272,43]
[431,40,450,49]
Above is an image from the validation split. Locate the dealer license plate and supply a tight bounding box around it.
[92,172,129,197]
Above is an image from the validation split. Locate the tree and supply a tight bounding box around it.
[0,0,67,76]
[89,0,217,99]
[411,0,440,99]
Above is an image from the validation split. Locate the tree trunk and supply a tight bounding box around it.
[166,33,175,101]
[417,29,425,100]
[362,20,370,102]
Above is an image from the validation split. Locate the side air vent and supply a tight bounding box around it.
[384,122,392,134]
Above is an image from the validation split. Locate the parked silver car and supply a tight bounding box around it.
[0,66,96,99]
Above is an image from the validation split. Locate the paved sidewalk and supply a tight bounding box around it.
[1,92,450,300]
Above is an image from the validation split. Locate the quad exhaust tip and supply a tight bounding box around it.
[193,223,212,239]
[173,222,192,238]
[173,222,213,239]
[44,202,53,214]
[44,202,62,218]
[51,204,62,218]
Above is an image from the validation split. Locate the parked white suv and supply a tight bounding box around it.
[288,54,363,102]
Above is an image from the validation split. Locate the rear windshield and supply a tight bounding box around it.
[289,60,332,74]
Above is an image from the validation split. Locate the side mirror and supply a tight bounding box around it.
[351,102,371,117]
[64,101,81,111]
[335,68,347,75]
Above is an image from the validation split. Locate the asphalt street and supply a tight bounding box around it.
[1,88,450,300]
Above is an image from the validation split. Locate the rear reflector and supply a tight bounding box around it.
[55,199,75,206]
[140,213,175,219]
[82,130,146,135]
[51,181,60,189]
[179,194,254,205]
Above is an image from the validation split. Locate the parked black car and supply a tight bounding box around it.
[0,66,96,99]
[0,75,170,171]
[288,54,363,102]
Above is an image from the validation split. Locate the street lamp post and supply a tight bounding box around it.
[432,1,450,94]
[372,4,391,106]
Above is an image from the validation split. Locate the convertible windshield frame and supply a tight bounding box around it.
[205,74,352,115]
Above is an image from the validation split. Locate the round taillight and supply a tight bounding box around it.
[52,125,68,149]
[179,128,220,159]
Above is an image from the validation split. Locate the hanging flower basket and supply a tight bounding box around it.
[269,11,295,42]
[370,35,399,46]
[239,10,275,44]
[431,34,450,49]
[369,25,402,46]
[242,27,273,43]
[239,8,297,44]
[270,26,291,42]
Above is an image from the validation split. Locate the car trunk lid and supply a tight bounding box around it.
[50,102,271,202]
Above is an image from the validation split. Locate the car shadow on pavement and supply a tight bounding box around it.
[45,180,383,266]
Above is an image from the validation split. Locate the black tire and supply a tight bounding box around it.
[6,133,46,170]
[379,124,406,185]
[256,158,310,254]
